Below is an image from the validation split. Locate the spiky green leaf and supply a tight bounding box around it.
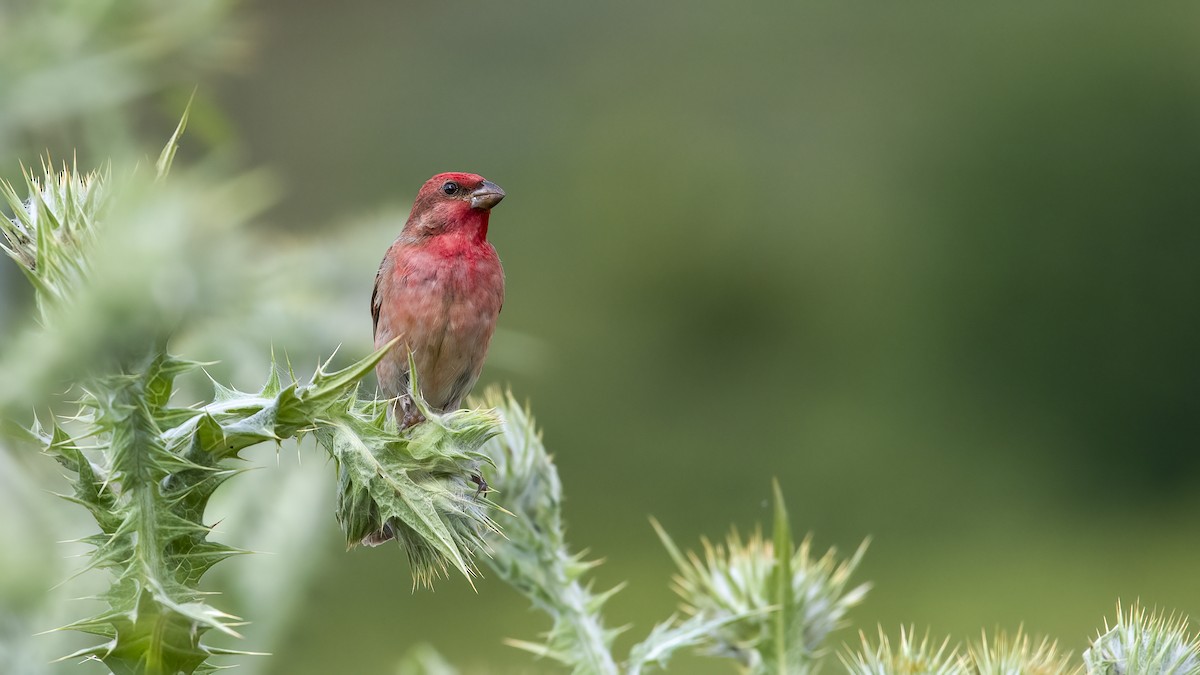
[156,94,194,180]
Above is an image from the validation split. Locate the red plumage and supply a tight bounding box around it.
[372,172,506,429]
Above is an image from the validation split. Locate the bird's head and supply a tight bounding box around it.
[402,172,505,242]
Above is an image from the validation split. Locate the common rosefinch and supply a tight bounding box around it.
[372,172,506,430]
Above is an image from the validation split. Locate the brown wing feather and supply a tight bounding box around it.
[371,269,382,336]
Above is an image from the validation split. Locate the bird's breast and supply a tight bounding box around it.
[412,239,504,305]
[380,240,501,408]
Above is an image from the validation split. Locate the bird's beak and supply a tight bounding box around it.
[470,181,505,210]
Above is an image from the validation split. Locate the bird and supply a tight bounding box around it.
[371,172,506,431]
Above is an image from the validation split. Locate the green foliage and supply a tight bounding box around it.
[20,337,496,674]
[34,353,255,674]
[0,153,274,415]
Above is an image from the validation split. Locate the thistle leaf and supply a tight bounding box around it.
[627,612,764,675]
[771,478,794,673]
[42,344,500,673]
[157,92,194,180]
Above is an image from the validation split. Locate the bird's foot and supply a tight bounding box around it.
[400,406,426,430]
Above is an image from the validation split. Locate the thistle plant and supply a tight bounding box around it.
[652,481,869,674]
[968,628,1078,675]
[475,391,870,675]
[1084,604,1200,675]
[9,145,1200,675]
[8,143,1200,675]
[475,390,624,674]
[0,160,106,320]
[7,4,1197,675]
[0,134,499,674]
[841,610,1200,675]
[324,376,500,587]
[842,627,967,675]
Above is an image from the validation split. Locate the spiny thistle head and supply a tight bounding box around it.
[0,121,272,414]
[326,388,502,589]
[969,628,1079,675]
[842,626,968,675]
[321,352,501,588]
[653,482,869,672]
[1084,603,1200,675]
[0,160,108,319]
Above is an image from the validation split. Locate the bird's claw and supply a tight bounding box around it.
[400,406,426,430]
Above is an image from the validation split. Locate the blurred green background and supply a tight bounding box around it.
[2,1,1199,673]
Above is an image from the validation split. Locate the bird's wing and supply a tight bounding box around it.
[371,263,384,337]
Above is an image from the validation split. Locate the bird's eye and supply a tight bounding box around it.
[441,181,460,195]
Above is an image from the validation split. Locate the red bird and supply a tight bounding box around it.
[372,172,506,429]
